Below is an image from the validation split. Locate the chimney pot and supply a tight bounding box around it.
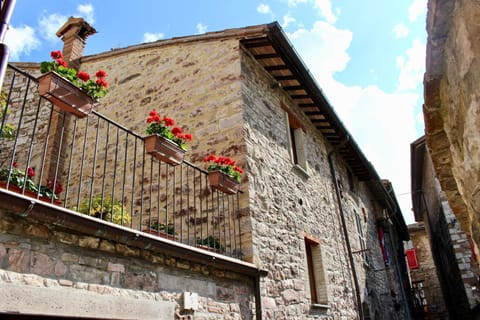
[56,17,96,67]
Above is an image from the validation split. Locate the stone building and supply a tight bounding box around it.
[410,136,480,318]
[406,222,448,319]
[0,18,413,319]
[424,0,480,252]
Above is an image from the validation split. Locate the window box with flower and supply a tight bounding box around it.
[0,162,63,205]
[144,109,192,166]
[204,155,243,195]
[37,50,108,118]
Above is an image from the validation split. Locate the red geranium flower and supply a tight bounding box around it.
[50,50,63,60]
[234,166,244,174]
[96,78,109,88]
[77,71,90,81]
[57,58,67,68]
[163,117,175,126]
[47,178,63,195]
[27,167,35,178]
[183,133,192,141]
[171,126,182,136]
[95,70,107,78]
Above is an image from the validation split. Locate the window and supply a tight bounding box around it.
[304,233,329,306]
[284,106,307,171]
[354,210,369,264]
[412,281,428,315]
[347,169,355,192]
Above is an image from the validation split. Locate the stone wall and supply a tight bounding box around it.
[0,206,255,319]
[424,0,480,250]
[418,142,479,317]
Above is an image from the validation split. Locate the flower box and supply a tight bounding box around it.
[142,228,177,241]
[0,181,62,205]
[207,170,240,195]
[37,71,94,118]
[144,134,185,166]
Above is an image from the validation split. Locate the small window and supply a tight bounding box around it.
[347,169,355,192]
[304,234,329,306]
[284,108,307,171]
[354,210,368,264]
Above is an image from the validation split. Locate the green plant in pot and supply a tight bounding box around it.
[77,195,130,225]
[150,220,175,236]
[196,236,224,252]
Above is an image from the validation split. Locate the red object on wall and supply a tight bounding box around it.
[406,248,419,269]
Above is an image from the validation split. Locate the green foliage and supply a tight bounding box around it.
[196,236,224,252]
[207,163,242,183]
[77,195,130,225]
[0,93,15,139]
[0,167,38,192]
[150,220,175,235]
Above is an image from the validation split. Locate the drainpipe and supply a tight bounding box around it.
[328,144,364,320]
[0,0,16,90]
[254,274,262,320]
[384,220,412,320]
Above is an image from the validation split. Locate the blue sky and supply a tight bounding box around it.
[5,0,427,224]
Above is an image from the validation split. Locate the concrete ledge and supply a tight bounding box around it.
[0,281,175,319]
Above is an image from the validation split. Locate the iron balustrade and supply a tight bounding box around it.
[0,64,243,259]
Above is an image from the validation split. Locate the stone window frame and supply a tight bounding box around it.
[282,103,308,176]
[303,232,329,308]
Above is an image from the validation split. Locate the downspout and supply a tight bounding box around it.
[0,0,16,90]
[255,274,262,320]
[385,220,412,320]
[328,144,364,320]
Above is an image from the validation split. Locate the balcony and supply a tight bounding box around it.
[0,64,245,261]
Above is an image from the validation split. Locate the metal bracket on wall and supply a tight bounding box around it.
[17,200,35,217]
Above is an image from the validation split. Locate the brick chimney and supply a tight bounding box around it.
[56,17,96,68]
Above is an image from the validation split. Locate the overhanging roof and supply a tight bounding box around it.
[240,22,380,182]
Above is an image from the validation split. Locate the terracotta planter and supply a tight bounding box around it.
[144,134,185,166]
[207,170,239,195]
[38,71,94,118]
[0,181,62,205]
[142,228,176,241]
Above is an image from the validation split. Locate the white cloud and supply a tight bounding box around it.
[257,3,272,14]
[288,20,420,224]
[393,23,409,38]
[408,0,427,22]
[313,0,337,24]
[143,32,165,43]
[287,0,307,7]
[196,23,207,34]
[38,12,68,42]
[4,25,40,61]
[288,21,352,80]
[77,3,95,24]
[396,38,426,91]
[282,14,296,28]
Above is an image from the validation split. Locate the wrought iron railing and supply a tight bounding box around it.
[0,64,243,259]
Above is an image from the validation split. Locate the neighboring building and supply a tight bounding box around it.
[410,136,480,319]
[424,0,480,252]
[406,222,448,319]
[0,18,413,319]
